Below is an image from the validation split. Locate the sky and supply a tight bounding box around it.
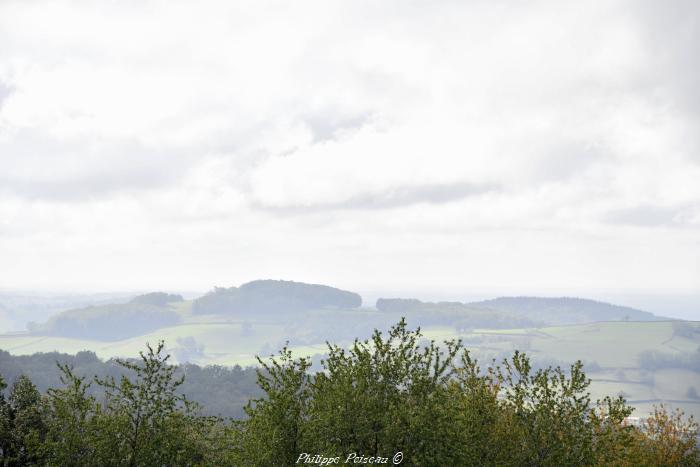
[0,0,699,303]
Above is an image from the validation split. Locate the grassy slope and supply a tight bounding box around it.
[435,321,700,420]
[1,310,699,419]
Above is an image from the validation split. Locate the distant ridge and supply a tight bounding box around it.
[27,292,184,341]
[374,296,659,326]
[467,296,658,325]
[18,282,664,342]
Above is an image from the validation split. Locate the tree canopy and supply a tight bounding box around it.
[1,320,698,466]
[192,280,362,315]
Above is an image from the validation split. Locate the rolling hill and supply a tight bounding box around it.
[468,296,659,325]
[3,280,697,420]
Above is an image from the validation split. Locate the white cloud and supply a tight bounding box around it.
[0,0,698,296]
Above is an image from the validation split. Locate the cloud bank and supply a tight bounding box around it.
[0,0,698,294]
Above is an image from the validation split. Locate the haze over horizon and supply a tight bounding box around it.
[1,1,698,301]
[2,281,699,322]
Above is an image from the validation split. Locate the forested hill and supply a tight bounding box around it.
[375,298,539,328]
[468,296,658,325]
[376,296,659,326]
[22,280,363,341]
[16,283,663,344]
[0,291,133,333]
[192,279,362,315]
[27,293,184,341]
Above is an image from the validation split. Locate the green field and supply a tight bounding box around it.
[2,313,699,420]
[428,321,700,420]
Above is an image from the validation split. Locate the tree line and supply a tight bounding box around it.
[1,320,698,466]
[27,295,182,341]
[0,349,260,420]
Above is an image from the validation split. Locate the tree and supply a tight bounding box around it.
[93,341,221,466]
[627,405,700,466]
[0,375,10,461]
[41,364,99,466]
[232,319,653,466]
[2,323,700,465]
[302,319,464,463]
[234,345,312,466]
[3,375,46,465]
[17,344,228,466]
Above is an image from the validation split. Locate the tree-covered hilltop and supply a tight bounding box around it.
[192,279,362,315]
[469,296,659,324]
[0,291,133,333]
[376,296,659,327]
[128,292,184,307]
[1,321,698,466]
[27,293,184,341]
[376,298,540,328]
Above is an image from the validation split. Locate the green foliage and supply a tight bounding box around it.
[0,342,226,466]
[0,349,262,420]
[627,405,700,466]
[92,341,215,466]
[234,347,312,465]
[0,321,698,465]
[1,375,46,465]
[304,320,466,464]
[0,375,7,460]
[41,364,99,465]
[496,353,634,465]
[232,319,697,466]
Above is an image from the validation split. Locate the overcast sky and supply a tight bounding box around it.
[0,0,698,299]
